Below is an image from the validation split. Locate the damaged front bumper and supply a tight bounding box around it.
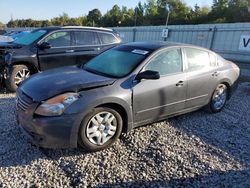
[0,51,12,86]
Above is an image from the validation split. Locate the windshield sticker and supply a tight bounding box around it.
[132,49,149,55]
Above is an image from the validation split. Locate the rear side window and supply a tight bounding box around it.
[98,32,118,44]
[185,48,210,72]
[75,31,99,46]
[44,31,71,47]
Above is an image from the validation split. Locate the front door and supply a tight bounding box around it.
[132,48,187,125]
[38,31,76,70]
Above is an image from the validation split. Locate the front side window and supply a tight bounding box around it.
[185,48,210,72]
[75,31,99,46]
[98,32,118,44]
[44,31,71,47]
[144,48,182,75]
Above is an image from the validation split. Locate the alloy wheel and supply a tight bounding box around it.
[212,84,227,111]
[86,111,117,146]
[14,68,30,86]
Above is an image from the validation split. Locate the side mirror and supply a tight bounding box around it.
[37,42,51,50]
[136,70,160,81]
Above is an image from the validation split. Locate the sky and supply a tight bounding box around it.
[0,0,213,24]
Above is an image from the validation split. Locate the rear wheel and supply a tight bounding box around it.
[5,65,31,92]
[209,84,228,113]
[78,107,123,152]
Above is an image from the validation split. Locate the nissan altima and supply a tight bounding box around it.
[16,41,240,151]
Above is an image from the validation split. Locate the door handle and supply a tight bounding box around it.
[65,50,75,53]
[176,81,184,87]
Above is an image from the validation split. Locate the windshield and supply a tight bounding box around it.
[84,48,149,78]
[14,30,47,45]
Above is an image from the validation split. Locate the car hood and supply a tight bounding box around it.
[19,66,116,101]
[0,42,24,57]
[0,42,22,49]
[0,35,14,43]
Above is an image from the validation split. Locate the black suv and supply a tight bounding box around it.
[0,26,121,91]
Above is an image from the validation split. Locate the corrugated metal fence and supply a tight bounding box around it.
[112,23,250,63]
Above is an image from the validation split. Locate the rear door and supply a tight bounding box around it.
[38,30,76,70]
[184,47,219,108]
[133,48,187,125]
[97,31,121,52]
[72,30,102,65]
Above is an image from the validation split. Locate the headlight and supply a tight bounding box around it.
[35,93,79,116]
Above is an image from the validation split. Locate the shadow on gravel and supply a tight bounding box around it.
[167,84,250,168]
[97,169,250,188]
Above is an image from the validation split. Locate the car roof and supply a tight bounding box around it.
[123,41,210,52]
[34,26,114,32]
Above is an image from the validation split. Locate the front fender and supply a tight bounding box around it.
[64,86,133,146]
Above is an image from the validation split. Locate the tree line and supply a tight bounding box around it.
[5,0,250,28]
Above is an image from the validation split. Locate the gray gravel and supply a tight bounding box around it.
[0,82,250,188]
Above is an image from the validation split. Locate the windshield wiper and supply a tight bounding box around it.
[11,43,24,48]
[83,66,116,78]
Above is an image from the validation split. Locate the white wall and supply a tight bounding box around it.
[112,23,250,63]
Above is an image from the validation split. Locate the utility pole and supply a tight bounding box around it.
[165,11,170,26]
[164,4,170,41]
[134,8,137,27]
[165,4,171,26]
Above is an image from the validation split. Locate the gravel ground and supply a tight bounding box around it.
[0,82,249,188]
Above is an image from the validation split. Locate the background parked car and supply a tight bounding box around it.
[16,41,240,151]
[0,30,31,44]
[9,30,31,41]
[0,26,121,91]
[0,30,6,35]
[0,35,13,43]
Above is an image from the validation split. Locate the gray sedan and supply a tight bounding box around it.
[16,41,240,151]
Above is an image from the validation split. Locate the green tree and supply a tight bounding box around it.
[4,0,249,28]
[168,0,191,24]
[87,9,102,26]
[226,0,250,22]
[144,0,159,25]
[102,5,123,27]
[209,0,229,22]
[135,2,145,26]
[51,12,70,26]
[190,4,210,24]
[120,6,135,26]
[78,16,88,26]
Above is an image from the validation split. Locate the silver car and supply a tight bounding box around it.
[16,41,240,151]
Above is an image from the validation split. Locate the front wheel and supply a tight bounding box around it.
[5,65,31,92]
[209,84,228,113]
[78,107,123,152]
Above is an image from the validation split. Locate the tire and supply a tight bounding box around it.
[78,107,123,152]
[5,65,31,92]
[209,83,228,113]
